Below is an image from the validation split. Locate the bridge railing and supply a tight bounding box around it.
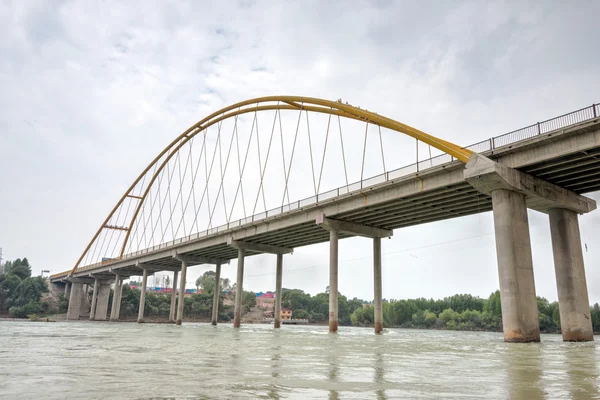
[61,103,597,276]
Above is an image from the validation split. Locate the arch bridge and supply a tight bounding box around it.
[51,97,600,343]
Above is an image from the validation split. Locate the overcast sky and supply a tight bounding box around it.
[1,1,600,303]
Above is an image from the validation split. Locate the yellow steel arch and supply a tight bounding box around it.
[69,96,472,275]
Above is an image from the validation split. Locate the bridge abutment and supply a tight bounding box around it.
[211,262,221,326]
[549,208,594,342]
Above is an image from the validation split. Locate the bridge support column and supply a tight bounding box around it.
[549,208,594,342]
[95,283,111,320]
[115,278,124,320]
[67,282,83,320]
[465,153,596,342]
[274,254,283,329]
[329,229,339,333]
[176,261,188,325]
[80,284,89,316]
[373,237,383,334]
[89,278,99,320]
[110,276,122,321]
[211,262,221,326]
[169,270,178,323]
[64,282,71,298]
[138,268,148,323]
[233,248,245,328]
[492,189,540,342]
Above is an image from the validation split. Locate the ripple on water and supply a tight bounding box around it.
[0,321,599,399]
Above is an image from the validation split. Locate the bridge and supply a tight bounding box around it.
[50,97,600,342]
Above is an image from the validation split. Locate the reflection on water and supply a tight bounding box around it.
[503,342,546,399]
[0,321,598,399]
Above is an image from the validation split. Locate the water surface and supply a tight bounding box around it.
[0,321,598,399]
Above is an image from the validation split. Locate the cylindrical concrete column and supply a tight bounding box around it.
[274,254,283,329]
[67,282,83,320]
[549,208,594,342]
[110,276,123,321]
[138,268,148,323]
[115,278,124,319]
[212,262,222,326]
[89,278,99,320]
[176,261,188,325]
[329,229,339,333]
[110,276,119,321]
[492,189,540,342]
[233,248,246,328]
[373,237,383,334]
[169,270,179,323]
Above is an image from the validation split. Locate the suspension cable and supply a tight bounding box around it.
[378,124,386,173]
[338,115,349,188]
[252,109,277,215]
[317,112,332,193]
[281,109,302,206]
[305,109,317,196]
[361,122,369,182]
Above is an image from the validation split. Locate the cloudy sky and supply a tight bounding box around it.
[1,0,600,303]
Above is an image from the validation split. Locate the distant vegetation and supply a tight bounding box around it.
[279,288,600,334]
[2,258,600,334]
[0,258,66,318]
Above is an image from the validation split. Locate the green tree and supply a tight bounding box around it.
[242,291,256,312]
[484,290,502,318]
[9,277,47,308]
[4,258,32,280]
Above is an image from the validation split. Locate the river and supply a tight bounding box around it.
[0,321,598,399]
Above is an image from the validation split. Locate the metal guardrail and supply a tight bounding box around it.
[54,103,599,278]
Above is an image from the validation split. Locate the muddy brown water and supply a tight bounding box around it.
[0,321,598,399]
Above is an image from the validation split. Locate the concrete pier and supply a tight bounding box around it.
[549,208,594,341]
[211,262,221,326]
[233,248,246,328]
[64,282,71,298]
[492,189,540,342]
[274,254,283,329]
[176,260,188,325]
[89,278,99,320]
[169,270,178,323]
[138,268,148,323]
[95,283,111,320]
[115,278,123,319]
[110,276,122,321]
[66,281,83,320]
[329,229,339,333]
[373,237,383,334]
[80,284,89,316]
